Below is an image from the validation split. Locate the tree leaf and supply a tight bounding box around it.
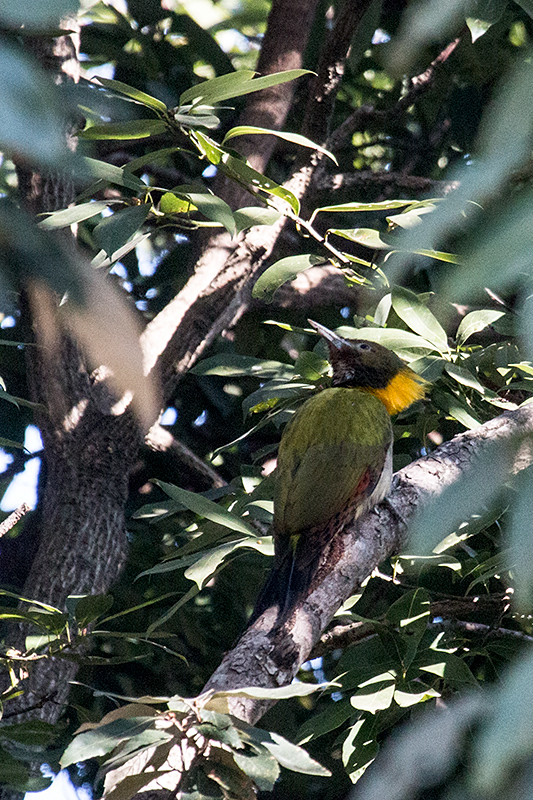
[350,674,396,713]
[173,189,235,236]
[391,287,448,352]
[233,207,281,234]
[342,718,379,785]
[233,748,279,793]
[191,354,294,379]
[71,594,114,628]
[223,125,337,164]
[329,228,392,249]
[456,309,506,345]
[152,480,258,536]
[93,204,151,257]
[95,77,168,113]
[82,157,146,191]
[60,717,167,767]
[408,436,516,555]
[219,151,300,214]
[507,466,533,610]
[243,729,331,776]
[252,255,326,302]
[80,120,167,140]
[179,69,311,107]
[334,325,438,354]
[39,201,112,229]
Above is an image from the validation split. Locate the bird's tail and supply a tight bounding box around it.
[246,536,321,627]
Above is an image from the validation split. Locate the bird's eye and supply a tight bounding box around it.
[357,342,372,351]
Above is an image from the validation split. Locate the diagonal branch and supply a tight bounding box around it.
[202,403,533,725]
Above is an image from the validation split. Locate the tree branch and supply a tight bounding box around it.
[203,404,533,725]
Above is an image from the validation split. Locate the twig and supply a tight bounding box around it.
[0,504,30,538]
[327,37,461,153]
[429,619,533,644]
[145,423,227,488]
[314,170,460,196]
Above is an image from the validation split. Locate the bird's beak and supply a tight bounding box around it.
[308,319,346,350]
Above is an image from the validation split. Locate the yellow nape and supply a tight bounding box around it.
[365,368,426,415]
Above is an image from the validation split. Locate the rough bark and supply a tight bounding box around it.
[203,404,533,725]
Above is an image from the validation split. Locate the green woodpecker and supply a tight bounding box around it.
[249,319,426,624]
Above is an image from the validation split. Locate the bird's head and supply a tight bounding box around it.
[308,319,426,414]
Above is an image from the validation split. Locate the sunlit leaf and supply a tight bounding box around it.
[456,309,506,345]
[179,69,311,107]
[391,287,448,352]
[252,254,326,302]
[223,125,337,164]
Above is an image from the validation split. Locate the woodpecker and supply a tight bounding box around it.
[249,319,426,624]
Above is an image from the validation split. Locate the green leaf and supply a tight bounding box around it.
[252,254,326,302]
[159,192,194,214]
[418,652,478,690]
[80,120,167,140]
[350,674,396,713]
[91,233,150,269]
[342,718,379,785]
[210,682,330,702]
[294,350,330,381]
[244,729,331,776]
[515,0,533,18]
[334,326,438,354]
[314,199,413,215]
[93,204,151,257]
[152,480,258,536]
[95,77,168,114]
[432,387,481,428]
[233,748,279,793]
[393,682,440,707]
[179,69,311,107]
[0,720,57,747]
[391,287,448,352]
[444,361,490,395]
[61,717,170,767]
[297,698,355,745]
[223,125,337,164]
[82,158,147,191]
[466,0,508,41]
[183,538,272,589]
[330,228,392,250]
[386,588,431,670]
[219,151,300,214]
[72,594,114,628]
[173,189,235,236]
[39,201,112,229]
[191,354,294,379]
[456,309,506,345]
[0,746,32,792]
[357,694,485,799]
[233,207,282,234]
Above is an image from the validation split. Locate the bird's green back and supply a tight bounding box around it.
[274,388,392,540]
